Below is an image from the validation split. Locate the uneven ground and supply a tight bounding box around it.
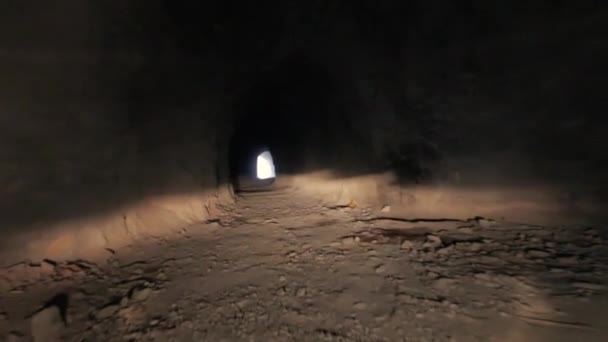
[1,188,607,341]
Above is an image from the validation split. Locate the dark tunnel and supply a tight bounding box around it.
[0,0,605,263]
[228,54,361,191]
[1,1,608,340]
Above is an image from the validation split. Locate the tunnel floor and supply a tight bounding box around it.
[1,189,608,341]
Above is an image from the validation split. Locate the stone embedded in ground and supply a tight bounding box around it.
[426,271,440,279]
[526,250,551,258]
[401,240,415,250]
[437,245,455,255]
[572,282,606,291]
[236,299,250,308]
[585,228,599,236]
[424,235,443,250]
[54,263,88,278]
[474,273,492,281]
[6,332,24,342]
[131,287,152,302]
[476,218,495,228]
[181,320,194,329]
[544,241,557,248]
[31,306,64,342]
[557,256,579,265]
[433,278,457,290]
[427,235,442,244]
[40,261,55,275]
[96,304,119,320]
[118,303,147,326]
[468,242,482,252]
[123,332,143,341]
[457,226,474,234]
[478,256,503,265]
[341,236,357,247]
[353,302,367,310]
[26,261,56,279]
[0,278,11,293]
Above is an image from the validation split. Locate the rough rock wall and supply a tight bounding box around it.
[369,3,608,224]
[0,2,233,266]
[1,1,607,266]
[269,2,608,224]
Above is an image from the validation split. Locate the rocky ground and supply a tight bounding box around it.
[1,189,607,341]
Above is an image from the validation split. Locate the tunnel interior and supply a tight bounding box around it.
[0,1,605,263]
[1,1,608,340]
[228,54,361,192]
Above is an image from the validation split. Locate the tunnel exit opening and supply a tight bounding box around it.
[227,53,346,194]
[228,138,278,193]
[256,150,276,180]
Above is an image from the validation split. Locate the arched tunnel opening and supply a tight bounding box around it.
[228,54,357,193]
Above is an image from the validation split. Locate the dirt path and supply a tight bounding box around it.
[1,189,607,341]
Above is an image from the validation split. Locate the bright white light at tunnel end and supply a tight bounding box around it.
[256,150,276,180]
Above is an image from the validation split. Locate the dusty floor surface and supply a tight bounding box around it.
[1,189,607,341]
